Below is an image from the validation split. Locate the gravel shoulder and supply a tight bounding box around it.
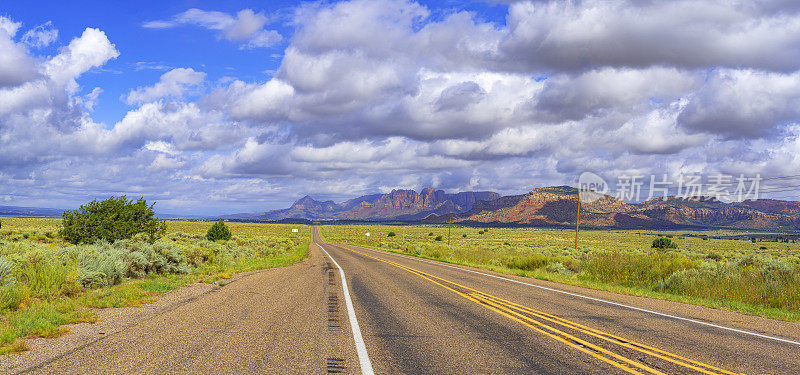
[0,245,354,375]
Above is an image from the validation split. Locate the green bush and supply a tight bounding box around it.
[586,252,697,287]
[19,256,80,299]
[206,221,232,241]
[388,232,396,237]
[59,196,166,245]
[434,235,443,241]
[652,237,677,249]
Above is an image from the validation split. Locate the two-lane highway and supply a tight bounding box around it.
[9,227,799,374]
[315,228,800,374]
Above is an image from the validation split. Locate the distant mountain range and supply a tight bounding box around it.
[223,188,500,221]
[0,205,65,218]
[0,206,198,220]
[224,186,800,230]
[5,187,800,230]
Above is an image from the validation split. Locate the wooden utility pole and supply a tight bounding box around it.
[448,216,452,246]
[575,192,581,251]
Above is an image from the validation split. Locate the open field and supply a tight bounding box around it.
[319,224,800,321]
[0,217,310,354]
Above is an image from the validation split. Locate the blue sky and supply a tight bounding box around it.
[3,0,510,127]
[4,0,295,126]
[2,0,800,215]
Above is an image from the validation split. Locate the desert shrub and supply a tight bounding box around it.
[0,283,22,311]
[0,256,22,310]
[462,234,467,238]
[67,236,191,288]
[428,232,433,236]
[652,237,677,250]
[185,244,215,267]
[387,232,396,237]
[546,262,571,275]
[70,244,127,288]
[206,221,232,242]
[478,231,484,235]
[60,196,167,244]
[760,257,794,277]
[654,268,714,293]
[435,235,443,241]
[506,254,550,271]
[0,257,14,285]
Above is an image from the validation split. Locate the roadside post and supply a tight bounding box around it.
[574,193,581,251]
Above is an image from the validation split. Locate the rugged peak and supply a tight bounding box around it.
[292,195,317,206]
[291,195,336,209]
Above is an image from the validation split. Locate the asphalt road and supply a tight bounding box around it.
[15,227,800,374]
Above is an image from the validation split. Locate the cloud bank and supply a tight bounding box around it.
[2,0,800,214]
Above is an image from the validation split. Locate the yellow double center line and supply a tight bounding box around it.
[335,244,744,375]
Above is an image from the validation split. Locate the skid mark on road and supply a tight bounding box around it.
[337,245,744,375]
[317,235,375,375]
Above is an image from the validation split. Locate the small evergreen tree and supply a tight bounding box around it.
[60,196,166,244]
[652,237,677,250]
[206,221,232,241]
[388,231,396,237]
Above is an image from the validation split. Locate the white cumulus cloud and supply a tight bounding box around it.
[143,8,282,49]
[21,21,58,48]
[125,68,206,104]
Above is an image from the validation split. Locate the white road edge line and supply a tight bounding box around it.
[317,239,375,375]
[348,243,800,347]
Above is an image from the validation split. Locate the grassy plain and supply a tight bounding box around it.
[319,224,800,322]
[0,217,309,354]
